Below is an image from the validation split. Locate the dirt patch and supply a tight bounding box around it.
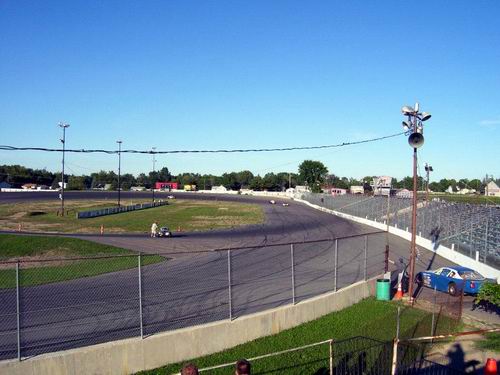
[0,250,80,269]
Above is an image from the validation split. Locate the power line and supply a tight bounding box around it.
[0,132,404,155]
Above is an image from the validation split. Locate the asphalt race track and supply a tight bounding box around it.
[0,191,486,359]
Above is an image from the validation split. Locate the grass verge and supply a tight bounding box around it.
[137,298,461,374]
[0,199,264,233]
[476,332,500,352]
[0,234,163,288]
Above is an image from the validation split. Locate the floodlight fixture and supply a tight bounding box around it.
[421,112,432,121]
[401,106,414,115]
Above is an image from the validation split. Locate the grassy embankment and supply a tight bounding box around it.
[138,298,461,375]
[0,199,264,233]
[0,234,163,288]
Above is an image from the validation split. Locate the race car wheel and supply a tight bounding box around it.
[448,282,457,296]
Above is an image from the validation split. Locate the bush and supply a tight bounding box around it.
[475,283,500,311]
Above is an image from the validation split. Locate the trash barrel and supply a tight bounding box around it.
[376,279,390,301]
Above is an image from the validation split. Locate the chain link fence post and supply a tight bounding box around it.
[228,249,233,321]
[334,239,338,292]
[329,339,334,375]
[138,254,144,339]
[391,338,399,375]
[364,235,368,281]
[16,260,21,361]
[291,244,296,305]
[484,207,490,264]
[431,286,437,336]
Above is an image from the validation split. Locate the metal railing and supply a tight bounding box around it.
[300,193,500,270]
[174,329,499,375]
[0,232,387,360]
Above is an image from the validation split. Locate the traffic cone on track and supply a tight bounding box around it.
[394,281,403,300]
[485,358,497,375]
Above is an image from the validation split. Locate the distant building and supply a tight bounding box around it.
[155,182,179,191]
[446,185,455,194]
[211,185,227,192]
[457,188,476,195]
[330,188,347,196]
[350,185,364,194]
[396,189,413,199]
[184,184,197,191]
[372,176,392,196]
[130,186,146,192]
[294,185,310,193]
[485,181,500,197]
[22,183,37,190]
[0,182,12,189]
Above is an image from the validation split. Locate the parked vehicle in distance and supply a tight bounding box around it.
[282,203,289,207]
[415,266,490,296]
[158,227,172,237]
[269,200,276,204]
[167,195,175,199]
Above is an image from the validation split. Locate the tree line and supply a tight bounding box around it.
[0,163,497,193]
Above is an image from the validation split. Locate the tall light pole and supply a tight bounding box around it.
[401,102,431,301]
[151,147,156,203]
[425,163,433,203]
[58,122,70,216]
[117,140,122,207]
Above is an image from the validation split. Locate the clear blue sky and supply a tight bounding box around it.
[1,1,499,181]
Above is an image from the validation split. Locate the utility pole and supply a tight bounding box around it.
[58,122,70,216]
[401,103,431,302]
[151,147,156,203]
[117,140,122,207]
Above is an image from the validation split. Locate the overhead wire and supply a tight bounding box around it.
[0,132,404,155]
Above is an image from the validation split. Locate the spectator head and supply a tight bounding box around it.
[235,359,251,375]
[181,363,199,375]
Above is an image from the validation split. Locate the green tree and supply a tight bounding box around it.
[298,160,328,193]
[67,176,86,190]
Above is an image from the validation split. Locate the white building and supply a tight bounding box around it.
[294,185,310,193]
[372,176,392,196]
[330,188,347,196]
[485,181,500,197]
[350,185,364,194]
[211,185,227,192]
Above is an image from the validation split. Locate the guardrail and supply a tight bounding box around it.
[76,200,168,219]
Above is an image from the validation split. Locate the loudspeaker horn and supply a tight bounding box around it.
[408,132,424,148]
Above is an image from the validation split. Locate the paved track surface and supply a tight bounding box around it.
[0,191,494,360]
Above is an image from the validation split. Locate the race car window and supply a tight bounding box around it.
[439,269,451,276]
[458,270,483,280]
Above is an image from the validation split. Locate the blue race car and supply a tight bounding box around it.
[415,266,490,296]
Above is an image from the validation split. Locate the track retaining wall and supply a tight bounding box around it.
[297,198,499,280]
[0,276,379,375]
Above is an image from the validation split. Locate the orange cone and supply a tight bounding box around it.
[485,358,497,375]
[394,281,403,300]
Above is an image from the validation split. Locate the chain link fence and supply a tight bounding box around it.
[0,232,387,360]
[300,193,500,270]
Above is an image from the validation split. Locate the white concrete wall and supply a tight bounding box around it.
[0,277,379,375]
[296,198,500,279]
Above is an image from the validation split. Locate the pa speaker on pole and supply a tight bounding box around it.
[408,133,424,148]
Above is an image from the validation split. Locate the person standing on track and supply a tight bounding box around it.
[151,221,158,237]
